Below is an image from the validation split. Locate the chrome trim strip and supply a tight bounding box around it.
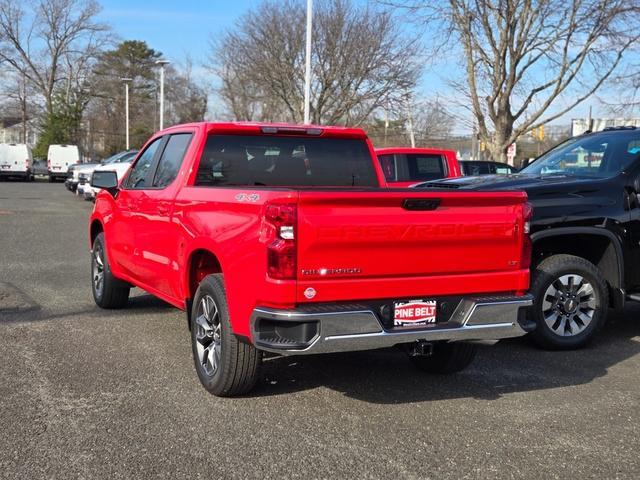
[250,295,532,355]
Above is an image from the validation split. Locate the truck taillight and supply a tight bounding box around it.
[521,202,533,269]
[265,203,297,280]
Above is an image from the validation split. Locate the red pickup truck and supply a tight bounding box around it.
[89,122,533,396]
[375,147,461,187]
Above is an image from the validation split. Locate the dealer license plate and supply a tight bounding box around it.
[394,299,437,327]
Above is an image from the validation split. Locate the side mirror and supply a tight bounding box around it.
[91,170,119,195]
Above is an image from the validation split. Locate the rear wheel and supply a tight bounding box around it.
[528,254,608,350]
[407,342,477,374]
[91,233,130,309]
[190,274,262,396]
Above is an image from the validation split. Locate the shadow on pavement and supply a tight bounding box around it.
[251,305,640,403]
[0,292,175,323]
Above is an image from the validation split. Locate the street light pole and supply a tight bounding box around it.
[303,0,313,124]
[120,78,132,150]
[405,93,416,148]
[156,59,170,130]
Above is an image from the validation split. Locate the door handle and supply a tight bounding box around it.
[402,198,441,211]
[157,205,170,216]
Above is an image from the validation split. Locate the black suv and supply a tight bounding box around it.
[417,127,640,349]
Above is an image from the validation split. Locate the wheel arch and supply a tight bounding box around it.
[531,227,624,307]
[89,219,104,248]
[185,249,223,302]
[184,249,224,331]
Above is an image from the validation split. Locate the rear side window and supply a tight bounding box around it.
[125,138,162,189]
[495,165,513,174]
[462,162,490,175]
[153,134,192,188]
[377,154,397,181]
[406,154,445,181]
[378,153,445,182]
[195,134,378,187]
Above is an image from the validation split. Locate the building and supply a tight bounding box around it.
[0,117,39,147]
[571,118,640,137]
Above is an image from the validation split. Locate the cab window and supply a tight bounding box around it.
[124,138,162,189]
[153,134,193,188]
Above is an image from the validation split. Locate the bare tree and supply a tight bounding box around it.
[210,0,420,125]
[386,0,640,161]
[412,97,455,143]
[85,41,208,155]
[0,0,107,116]
[165,58,208,125]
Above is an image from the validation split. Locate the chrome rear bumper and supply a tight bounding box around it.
[250,295,533,355]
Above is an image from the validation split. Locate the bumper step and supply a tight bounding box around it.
[251,295,533,355]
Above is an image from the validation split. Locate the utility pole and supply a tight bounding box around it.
[471,119,477,160]
[156,59,171,130]
[21,71,27,144]
[384,102,389,147]
[121,78,132,150]
[303,0,313,124]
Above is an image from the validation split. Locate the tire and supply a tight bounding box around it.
[407,342,477,374]
[528,254,608,350]
[91,232,130,309]
[190,274,262,397]
[48,175,54,183]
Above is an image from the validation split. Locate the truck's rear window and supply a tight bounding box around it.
[194,134,378,187]
[378,153,445,182]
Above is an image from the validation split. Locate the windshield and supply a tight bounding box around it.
[522,130,640,178]
[103,150,138,165]
[117,151,138,164]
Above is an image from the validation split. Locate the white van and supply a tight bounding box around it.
[47,144,80,181]
[0,143,34,181]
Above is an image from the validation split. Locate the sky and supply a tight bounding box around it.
[97,0,253,66]
[97,0,603,130]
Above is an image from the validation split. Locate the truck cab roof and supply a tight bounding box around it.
[159,122,369,139]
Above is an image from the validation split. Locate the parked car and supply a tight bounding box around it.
[416,126,640,349]
[66,161,100,192]
[32,159,48,177]
[48,145,80,182]
[375,147,461,187]
[0,143,34,181]
[68,151,134,195]
[460,160,518,175]
[88,122,533,396]
[66,164,84,192]
[83,150,138,201]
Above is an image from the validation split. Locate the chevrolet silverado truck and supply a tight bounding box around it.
[416,126,640,350]
[375,147,461,187]
[89,122,533,396]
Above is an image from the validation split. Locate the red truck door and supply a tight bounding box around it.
[110,137,164,278]
[125,133,193,300]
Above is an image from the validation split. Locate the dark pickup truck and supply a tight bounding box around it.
[417,127,640,349]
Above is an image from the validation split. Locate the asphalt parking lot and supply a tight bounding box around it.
[1,181,639,479]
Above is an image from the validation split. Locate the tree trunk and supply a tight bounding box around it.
[486,134,509,163]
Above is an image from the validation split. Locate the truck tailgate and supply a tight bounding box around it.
[296,190,529,303]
